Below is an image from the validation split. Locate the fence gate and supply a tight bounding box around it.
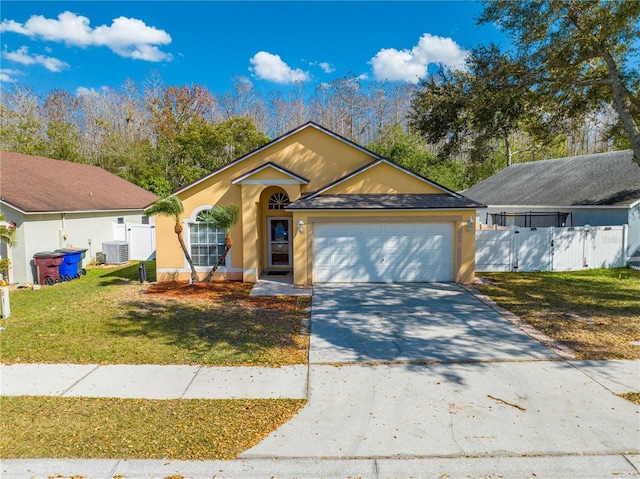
[112,223,156,261]
[476,226,626,272]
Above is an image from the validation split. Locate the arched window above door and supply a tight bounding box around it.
[268,192,290,210]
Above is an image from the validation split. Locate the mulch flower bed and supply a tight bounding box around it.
[146,281,297,310]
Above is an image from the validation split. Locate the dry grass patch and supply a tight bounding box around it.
[475,268,640,360]
[1,396,305,460]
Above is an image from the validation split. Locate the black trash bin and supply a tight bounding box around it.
[33,252,64,285]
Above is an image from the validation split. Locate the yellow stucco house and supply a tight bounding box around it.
[154,122,483,285]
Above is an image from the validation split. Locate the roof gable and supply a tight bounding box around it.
[0,151,158,213]
[174,122,379,196]
[231,162,309,185]
[463,150,640,207]
[307,159,462,199]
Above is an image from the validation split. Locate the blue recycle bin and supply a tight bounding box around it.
[54,248,87,281]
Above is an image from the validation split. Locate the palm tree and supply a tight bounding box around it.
[200,204,240,283]
[0,213,17,248]
[145,195,199,283]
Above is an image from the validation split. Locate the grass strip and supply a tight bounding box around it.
[0,262,309,366]
[475,268,640,360]
[1,396,305,460]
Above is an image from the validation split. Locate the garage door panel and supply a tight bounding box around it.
[314,222,454,283]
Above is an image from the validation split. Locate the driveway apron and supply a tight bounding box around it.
[243,283,640,459]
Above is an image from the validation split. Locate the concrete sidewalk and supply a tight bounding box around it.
[2,359,636,400]
[0,363,307,399]
[3,454,640,478]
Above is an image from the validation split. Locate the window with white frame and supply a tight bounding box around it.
[189,211,226,267]
[268,192,290,210]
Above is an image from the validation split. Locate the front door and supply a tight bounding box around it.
[268,217,292,267]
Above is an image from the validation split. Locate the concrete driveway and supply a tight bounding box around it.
[243,283,640,459]
[308,283,557,364]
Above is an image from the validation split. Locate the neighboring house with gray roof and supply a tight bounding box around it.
[0,151,158,284]
[463,150,640,261]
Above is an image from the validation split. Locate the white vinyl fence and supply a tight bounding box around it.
[112,222,156,261]
[476,225,627,272]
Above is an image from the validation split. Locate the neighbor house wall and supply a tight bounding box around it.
[3,206,148,284]
[571,208,628,226]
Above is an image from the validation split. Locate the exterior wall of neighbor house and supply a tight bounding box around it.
[1,204,148,284]
[570,208,628,226]
[291,209,477,285]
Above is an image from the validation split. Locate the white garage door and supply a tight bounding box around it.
[314,222,454,283]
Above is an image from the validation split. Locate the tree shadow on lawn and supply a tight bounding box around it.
[98,261,157,284]
[104,282,307,365]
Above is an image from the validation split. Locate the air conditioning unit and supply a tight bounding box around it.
[102,241,129,264]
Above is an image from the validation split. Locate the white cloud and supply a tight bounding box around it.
[369,33,468,83]
[76,86,97,96]
[76,85,110,96]
[0,68,20,83]
[318,62,335,74]
[3,46,69,72]
[0,11,172,62]
[250,51,309,84]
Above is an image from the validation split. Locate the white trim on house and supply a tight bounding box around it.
[1,200,147,216]
[236,179,303,185]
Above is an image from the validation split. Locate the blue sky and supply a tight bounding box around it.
[0,1,508,96]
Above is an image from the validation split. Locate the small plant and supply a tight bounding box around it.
[0,258,10,282]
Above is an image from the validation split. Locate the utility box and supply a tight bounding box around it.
[0,285,10,318]
[102,241,129,264]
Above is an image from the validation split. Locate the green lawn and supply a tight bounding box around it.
[0,262,309,365]
[1,396,305,460]
[0,262,310,460]
[475,268,640,360]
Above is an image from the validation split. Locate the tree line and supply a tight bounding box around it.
[0,75,419,195]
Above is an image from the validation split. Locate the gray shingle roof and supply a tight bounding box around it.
[0,151,158,213]
[287,194,483,210]
[463,150,640,207]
